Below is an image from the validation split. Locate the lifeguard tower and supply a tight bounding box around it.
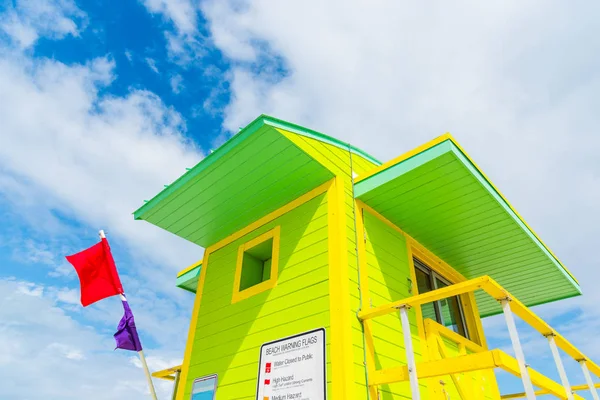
[136,115,598,400]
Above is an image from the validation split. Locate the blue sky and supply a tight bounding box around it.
[1,0,599,399]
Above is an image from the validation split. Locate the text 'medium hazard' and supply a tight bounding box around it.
[256,328,326,400]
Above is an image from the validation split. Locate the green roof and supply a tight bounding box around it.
[355,136,581,316]
[133,115,380,248]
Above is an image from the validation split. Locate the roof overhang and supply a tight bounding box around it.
[355,135,581,316]
[133,116,339,248]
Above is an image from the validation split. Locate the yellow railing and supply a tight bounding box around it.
[357,275,600,400]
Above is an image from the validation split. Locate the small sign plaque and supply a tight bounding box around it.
[256,328,326,400]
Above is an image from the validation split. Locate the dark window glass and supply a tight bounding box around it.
[414,258,469,339]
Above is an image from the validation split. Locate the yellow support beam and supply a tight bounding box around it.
[505,290,600,378]
[501,383,600,399]
[368,344,586,400]
[424,318,485,355]
[493,351,584,400]
[370,351,499,386]
[152,365,182,381]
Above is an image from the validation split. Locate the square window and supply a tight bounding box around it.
[232,226,280,303]
[239,238,273,291]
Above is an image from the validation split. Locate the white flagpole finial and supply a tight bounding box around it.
[99,230,106,239]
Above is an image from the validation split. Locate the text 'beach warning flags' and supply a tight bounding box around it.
[66,230,157,399]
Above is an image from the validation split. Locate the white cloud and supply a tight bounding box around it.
[140,0,205,63]
[170,73,184,93]
[0,278,178,399]
[0,0,87,48]
[142,0,197,35]
[145,56,160,73]
[0,51,203,280]
[15,281,44,297]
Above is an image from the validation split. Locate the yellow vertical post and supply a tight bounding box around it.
[328,177,355,399]
[355,202,379,400]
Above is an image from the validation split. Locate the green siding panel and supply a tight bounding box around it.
[362,212,429,399]
[181,193,332,399]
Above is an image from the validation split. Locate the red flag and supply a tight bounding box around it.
[66,238,123,307]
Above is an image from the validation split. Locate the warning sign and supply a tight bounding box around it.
[256,328,326,400]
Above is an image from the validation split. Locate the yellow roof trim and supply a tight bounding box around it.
[448,137,579,285]
[177,259,202,278]
[354,133,453,183]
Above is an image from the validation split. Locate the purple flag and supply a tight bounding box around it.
[114,300,142,351]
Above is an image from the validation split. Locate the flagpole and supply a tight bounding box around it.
[99,231,158,400]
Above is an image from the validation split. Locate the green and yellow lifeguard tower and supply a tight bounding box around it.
[136,116,598,400]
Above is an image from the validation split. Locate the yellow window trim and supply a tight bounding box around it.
[231,226,281,304]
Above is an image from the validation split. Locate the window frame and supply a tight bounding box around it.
[190,374,218,400]
[413,257,470,340]
[231,226,280,304]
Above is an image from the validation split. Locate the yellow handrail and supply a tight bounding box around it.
[357,275,600,379]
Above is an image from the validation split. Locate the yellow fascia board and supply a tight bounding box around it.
[449,135,579,286]
[177,260,202,278]
[231,226,280,304]
[355,133,453,183]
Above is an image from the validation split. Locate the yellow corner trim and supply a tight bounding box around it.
[327,176,354,399]
[177,260,203,278]
[231,226,281,304]
[355,133,453,183]
[175,247,211,400]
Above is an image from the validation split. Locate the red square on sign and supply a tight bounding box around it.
[264,379,270,385]
[265,363,271,373]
